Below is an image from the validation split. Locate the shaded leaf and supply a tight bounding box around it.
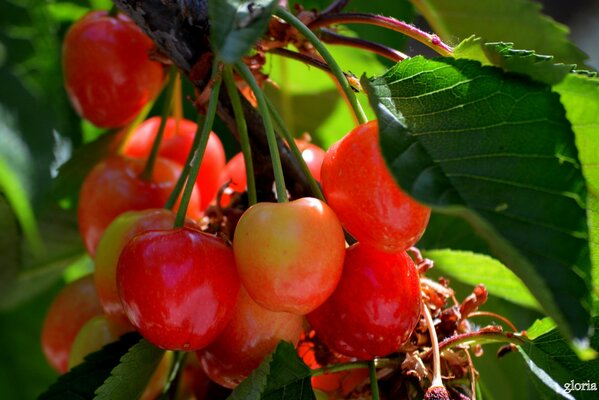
[208,0,278,64]
[228,341,314,400]
[38,332,142,400]
[411,0,588,66]
[454,37,577,85]
[0,196,19,294]
[517,317,599,399]
[364,56,591,342]
[94,339,165,400]
[423,249,541,311]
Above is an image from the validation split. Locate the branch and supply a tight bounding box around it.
[113,0,312,200]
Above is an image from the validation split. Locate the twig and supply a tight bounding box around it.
[320,29,408,62]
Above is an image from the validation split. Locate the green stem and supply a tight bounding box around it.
[234,61,288,203]
[265,97,325,201]
[275,7,367,125]
[311,361,369,377]
[369,360,380,400]
[141,67,178,181]
[222,65,257,206]
[161,351,187,399]
[173,66,222,227]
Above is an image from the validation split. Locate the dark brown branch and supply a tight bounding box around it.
[112,0,312,200]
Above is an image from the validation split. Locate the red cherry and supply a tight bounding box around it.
[63,11,164,128]
[295,139,325,182]
[233,197,345,314]
[222,152,247,193]
[307,243,421,360]
[197,288,304,388]
[117,227,240,350]
[94,209,188,325]
[41,275,103,373]
[78,156,201,257]
[123,117,226,209]
[321,120,431,252]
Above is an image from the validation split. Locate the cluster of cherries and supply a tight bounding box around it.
[41,9,432,399]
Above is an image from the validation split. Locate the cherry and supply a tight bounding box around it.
[41,275,103,373]
[63,11,164,128]
[123,117,226,209]
[67,315,132,368]
[197,288,304,388]
[295,139,325,182]
[78,156,201,257]
[307,243,421,360]
[117,227,240,350]
[94,209,195,325]
[233,197,345,314]
[321,120,431,252]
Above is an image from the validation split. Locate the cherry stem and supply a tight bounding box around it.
[421,329,526,360]
[422,304,443,388]
[163,115,204,212]
[108,4,119,17]
[222,65,257,206]
[309,12,453,56]
[172,71,183,133]
[265,96,325,201]
[275,7,368,125]
[369,360,381,400]
[161,351,187,399]
[467,311,518,332]
[141,67,178,181]
[235,61,288,203]
[117,99,155,155]
[319,28,408,63]
[311,360,369,376]
[322,0,351,15]
[268,48,361,90]
[173,64,222,227]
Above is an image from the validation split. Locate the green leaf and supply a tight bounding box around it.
[38,332,143,400]
[411,0,587,66]
[363,56,591,343]
[208,0,278,64]
[0,196,19,294]
[526,318,557,340]
[423,249,541,311]
[454,37,577,85]
[94,339,165,400]
[228,341,314,400]
[553,74,599,299]
[517,317,599,399]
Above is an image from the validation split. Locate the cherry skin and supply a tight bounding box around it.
[321,120,431,252]
[123,117,226,210]
[233,197,345,315]
[197,288,304,388]
[94,209,196,325]
[307,243,421,360]
[117,227,240,350]
[63,11,163,128]
[41,275,103,373]
[67,315,132,368]
[78,156,201,257]
[295,139,325,182]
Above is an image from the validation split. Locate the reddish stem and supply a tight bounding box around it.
[467,311,518,332]
[309,12,453,56]
[320,29,408,63]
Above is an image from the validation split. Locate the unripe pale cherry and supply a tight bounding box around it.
[233,197,345,315]
[321,120,431,252]
[117,227,240,350]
